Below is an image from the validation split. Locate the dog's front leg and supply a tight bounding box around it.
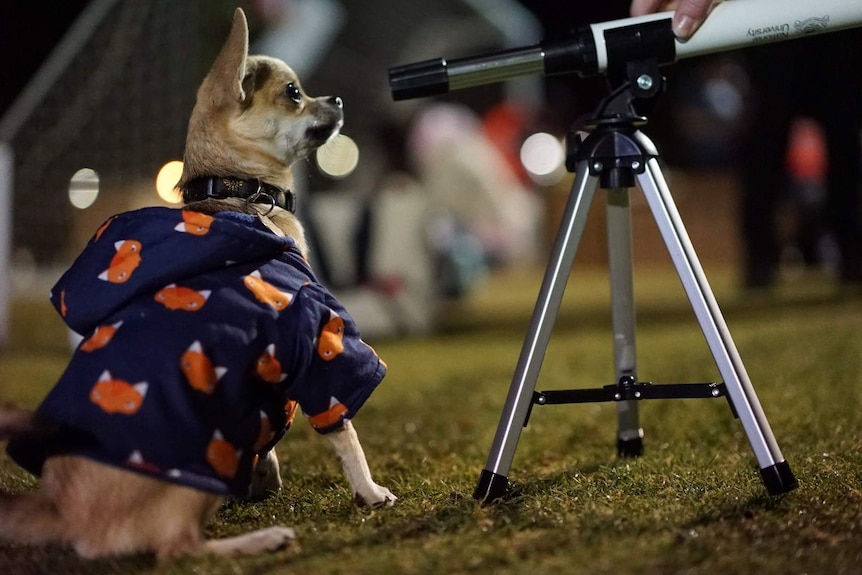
[326,420,396,508]
[248,450,283,500]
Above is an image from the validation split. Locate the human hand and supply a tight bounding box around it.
[630,0,716,39]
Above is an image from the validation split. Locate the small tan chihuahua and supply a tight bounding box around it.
[0,8,394,560]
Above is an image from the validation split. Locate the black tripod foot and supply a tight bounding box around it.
[617,436,644,458]
[474,469,509,503]
[759,460,798,495]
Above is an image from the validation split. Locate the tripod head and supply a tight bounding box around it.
[563,57,662,190]
[389,0,862,101]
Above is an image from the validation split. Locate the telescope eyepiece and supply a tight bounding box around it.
[389,58,449,101]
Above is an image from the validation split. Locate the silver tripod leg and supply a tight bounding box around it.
[474,163,600,502]
[606,188,643,455]
[637,157,795,490]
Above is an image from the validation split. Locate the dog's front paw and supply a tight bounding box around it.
[204,526,297,556]
[354,483,397,508]
[248,450,283,500]
[244,526,297,553]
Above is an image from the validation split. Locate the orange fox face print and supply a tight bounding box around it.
[284,399,298,428]
[80,321,123,352]
[181,341,227,394]
[254,411,274,452]
[175,211,213,236]
[307,396,348,430]
[206,430,241,478]
[243,270,292,311]
[98,240,142,284]
[255,344,287,383]
[90,370,148,415]
[317,309,345,361]
[154,284,211,311]
[93,216,116,241]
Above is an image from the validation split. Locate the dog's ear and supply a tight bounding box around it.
[204,7,249,107]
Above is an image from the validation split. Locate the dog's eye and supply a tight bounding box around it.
[285,83,302,105]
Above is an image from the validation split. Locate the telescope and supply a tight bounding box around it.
[389,0,862,101]
[389,0,862,505]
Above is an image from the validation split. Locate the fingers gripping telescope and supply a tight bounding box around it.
[389,0,862,101]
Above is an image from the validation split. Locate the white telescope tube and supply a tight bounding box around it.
[590,0,862,71]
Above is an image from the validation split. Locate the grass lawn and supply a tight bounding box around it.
[1,263,860,574]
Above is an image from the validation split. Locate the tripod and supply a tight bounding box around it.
[473,60,799,503]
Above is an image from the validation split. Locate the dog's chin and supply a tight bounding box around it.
[307,120,343,147]
[279,115,344,166]
[327,121,344,144]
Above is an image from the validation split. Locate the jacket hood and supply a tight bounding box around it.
[51,207,296,335]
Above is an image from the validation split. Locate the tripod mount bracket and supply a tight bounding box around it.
[565,58,663,188]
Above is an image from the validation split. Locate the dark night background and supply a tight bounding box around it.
[0,0,634,119]
[1,1,93,116]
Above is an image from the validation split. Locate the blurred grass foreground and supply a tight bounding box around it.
[1,265,861,574]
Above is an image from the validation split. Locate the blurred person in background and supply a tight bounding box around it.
[630,1,862,287]
[738,31,862,288]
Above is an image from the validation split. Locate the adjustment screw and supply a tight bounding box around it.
[712,388,721,397]
[614,393,622,401]
[634,391,642,399]
[631,160,641,171]
[592,161,604,172]
[636,74,654,91]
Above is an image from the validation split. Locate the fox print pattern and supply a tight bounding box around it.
[175,210,213,235]
[243,270,292,311]
[181,341,227,394]
[154,284,211,311]
[80,321,123,352]
[90,370,148,415]
[206,430,241,478]
[317,310,345,361]
[307,397,349,430]
[99,240,142,284]
[256,344,287,383]
[255,411,274,452]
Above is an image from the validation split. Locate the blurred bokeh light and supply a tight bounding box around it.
[519,132,565,186]
[316,134,359,179]
[68,167,99,209]
[156,160,183,204]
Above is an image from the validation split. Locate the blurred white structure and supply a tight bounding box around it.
[0,143,11,347]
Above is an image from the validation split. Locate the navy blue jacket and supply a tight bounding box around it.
[7,207,386,495]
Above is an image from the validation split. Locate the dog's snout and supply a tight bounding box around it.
[331,96,343,109]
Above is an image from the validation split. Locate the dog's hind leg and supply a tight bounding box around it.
[325,420,396,508]
[200,526,296,556]
[0,491,65,547]
[0,409,66,545]
[0,406,37,438]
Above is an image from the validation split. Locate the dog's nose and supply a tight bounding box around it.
[331,96,343,108]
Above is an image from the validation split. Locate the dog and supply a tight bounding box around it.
[0,7,394,560]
